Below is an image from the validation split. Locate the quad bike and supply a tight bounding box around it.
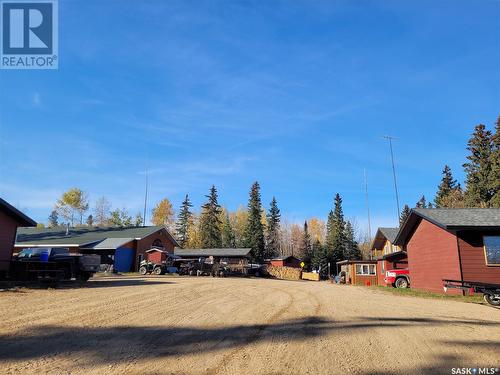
[139,260,164,275]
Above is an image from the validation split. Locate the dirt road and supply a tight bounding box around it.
[0,276,498,374]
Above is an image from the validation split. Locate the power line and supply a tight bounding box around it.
[364,168,372,243]
[383,135,401,223]
[143,165,148,227]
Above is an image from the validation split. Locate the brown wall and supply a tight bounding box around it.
[407,219,462,294]
[0,211,20,272]
[457,230,500,284]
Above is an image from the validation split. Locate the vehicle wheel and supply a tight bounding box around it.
[196,270,201,276]
[484,293,500,306]
[395,277,409,289]
[153,267,163,275]
[188,270,194,276]
[78,272,91,282]
[139,266,148,275]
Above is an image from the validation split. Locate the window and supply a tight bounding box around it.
[152,239,163,249]
[355,264,376,275]
[484,236,500,266]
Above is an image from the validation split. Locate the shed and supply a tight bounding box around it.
[336,260,377,286]
[394,208,500,293]
[146,248,168,264]
[0,198,36,275]
[266,256,302,268]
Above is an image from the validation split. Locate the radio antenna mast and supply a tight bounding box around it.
[143,165,148,227]
[383,135,401,222]
[364,168,372,243]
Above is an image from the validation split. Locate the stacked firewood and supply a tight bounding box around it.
[266,265,302,280]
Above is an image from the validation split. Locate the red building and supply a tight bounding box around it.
[0,198,36,276]
[370,227,408,286]
[15,226,178,272]
[267,256,302,268]
[394,208,500,293]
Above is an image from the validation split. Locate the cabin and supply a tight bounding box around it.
[370,227,408,286]
[266,256,302,268]
[336,260,377,286]
[15,226,179,272]
[0,198,36,277]
[394,208,500,293]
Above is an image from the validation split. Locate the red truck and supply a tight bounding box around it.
[384,269,410,288]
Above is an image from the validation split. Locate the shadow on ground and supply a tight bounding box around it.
[0,278,173,290]
[0,316,498,365]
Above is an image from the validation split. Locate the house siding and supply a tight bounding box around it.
[133,229,176,270]
[0,211,20,272]
[457,230,500,284]
[407,219,462,294]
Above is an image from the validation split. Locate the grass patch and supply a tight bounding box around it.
[370,286,485,304]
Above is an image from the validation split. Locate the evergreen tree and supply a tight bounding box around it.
[490,117,500,208]
[199,186,222,248]
[344,221,361,260]
[175,194,193,248]
[265,197,281,258]
[86,214,94,227]
[327,193,347,269]
[311,239,328,276]
[325,210,335,257]
[463,124,494,207]
[399,204,411,225]
[300,221,313,267]
[134,213,143,227]
[434,165,458,207]
[48,210,59,228]
[416,195,429,208]
[244,182,265,261]
[221,211,236,248]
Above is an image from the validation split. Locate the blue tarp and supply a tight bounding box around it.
[114,247,134,272]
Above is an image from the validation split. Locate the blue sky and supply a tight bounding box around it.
[0,0,499,234]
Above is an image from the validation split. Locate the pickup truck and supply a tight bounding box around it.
[9,248,100,282]
[384,268,410,288]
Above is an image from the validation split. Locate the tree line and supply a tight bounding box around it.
[399,117,499,224]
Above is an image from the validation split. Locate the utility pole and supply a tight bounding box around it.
[143,166,148,227]
[364,169,372,243]
[383,135,401,222]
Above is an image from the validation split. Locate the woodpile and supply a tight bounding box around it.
[266,265,302,280]
[301,272,320,281]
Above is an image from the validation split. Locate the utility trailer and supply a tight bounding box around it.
[443,279,500,306]
[8,248,100,283]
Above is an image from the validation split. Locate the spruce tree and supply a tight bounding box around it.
[311,239,328,276]
[325,210,335,258]
[176,194,193,248]
[48,210,59,228]
[416,195,428,208]
[434,165,458,207]
[399,204,411,225]
[244,182,265,261]
[328,193,347,268]
[463,124,494,207]
[265,197,281,258]
[221,211,236,248]
[199,186,222,248]
[300,221,313,267]
[490,117,500,208]
[344,221,361,260]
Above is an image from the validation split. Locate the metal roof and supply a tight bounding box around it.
[80,238,133,250]
[370,227,399,250]
[15,226,178,247]
[0,197,36,227]
[394,208,500,246]
[174,248,252,258]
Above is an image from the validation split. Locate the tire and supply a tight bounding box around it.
[139,266,148,275]
[196,270,201,276]
[188,270,194,276]
[78,272,91,282]
[395,277,409,289]
[484,293,500,306]
[153,267,163,275]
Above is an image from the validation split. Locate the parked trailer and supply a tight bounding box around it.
[8,248,100,282]
[443,279,500,306]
